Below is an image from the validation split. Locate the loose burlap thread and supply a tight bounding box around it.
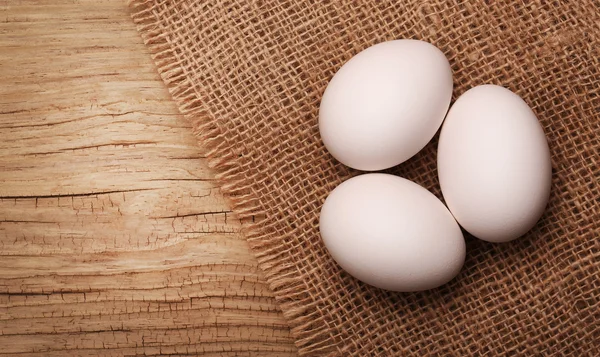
[129,1,600,355]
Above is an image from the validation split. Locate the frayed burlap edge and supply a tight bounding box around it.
[127,1,331,354]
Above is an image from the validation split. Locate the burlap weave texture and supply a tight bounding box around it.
[130,1,600,355]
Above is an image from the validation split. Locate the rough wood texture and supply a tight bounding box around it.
[0,1,297,355]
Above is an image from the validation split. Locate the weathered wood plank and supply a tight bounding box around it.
[0,0,297,355]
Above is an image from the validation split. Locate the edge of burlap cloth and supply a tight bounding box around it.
[127,2,332,353]
[128,1,600,355]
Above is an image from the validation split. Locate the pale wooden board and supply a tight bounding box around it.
[0,0,297,355]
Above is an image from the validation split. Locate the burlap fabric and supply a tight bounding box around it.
[129,1,600,355]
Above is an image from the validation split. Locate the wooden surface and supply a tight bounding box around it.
[0,1,297,355]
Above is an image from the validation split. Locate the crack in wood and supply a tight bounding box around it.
[0,189,154,200]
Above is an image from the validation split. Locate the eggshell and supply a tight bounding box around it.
[319,173,466,292]
[437,85,552,243]
[319,39,453,171]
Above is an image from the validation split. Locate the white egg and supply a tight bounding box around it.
[437,85,552,243]
[319,174,466,292]
[319,39,453,171]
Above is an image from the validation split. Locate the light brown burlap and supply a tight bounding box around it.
[129,1,600,355]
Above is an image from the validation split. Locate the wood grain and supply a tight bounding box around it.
[0,0,297,355]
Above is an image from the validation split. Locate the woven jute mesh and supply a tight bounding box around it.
[129,1,600,355]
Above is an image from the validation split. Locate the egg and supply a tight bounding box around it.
[319,173,466,292]
[319,39,453,171]
[437,85,552,243]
